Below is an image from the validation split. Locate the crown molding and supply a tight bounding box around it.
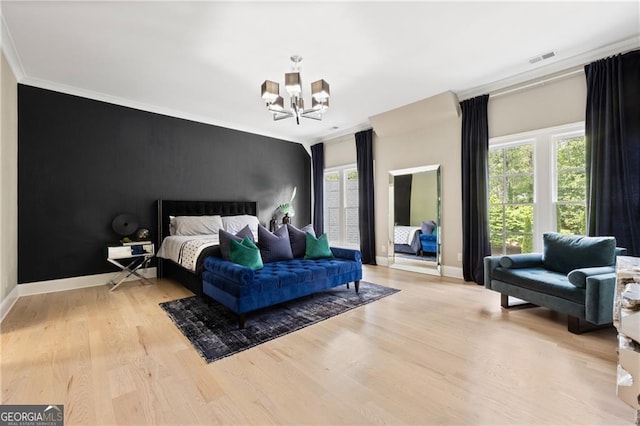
[457,35,640,101]
[310,120,371,145]
[1,13,25,81]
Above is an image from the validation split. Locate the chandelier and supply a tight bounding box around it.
[260,55,330,125]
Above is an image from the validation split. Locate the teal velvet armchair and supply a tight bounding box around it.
[484,232,625,334]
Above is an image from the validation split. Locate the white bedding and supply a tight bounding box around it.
[157,234,220,272]
[394,226,420,245]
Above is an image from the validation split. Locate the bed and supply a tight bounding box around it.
[393,225,422,255]
[156,200,258,296]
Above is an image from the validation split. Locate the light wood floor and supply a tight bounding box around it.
[1,266,636,425]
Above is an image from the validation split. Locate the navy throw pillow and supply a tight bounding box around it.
[219,225,255,261]
[257,224,294,263]
[287,223,316,258]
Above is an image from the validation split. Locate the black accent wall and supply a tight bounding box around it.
[18,84,311,283]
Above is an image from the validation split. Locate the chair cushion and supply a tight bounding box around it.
[542,232,616,274]
[492,267,584,304]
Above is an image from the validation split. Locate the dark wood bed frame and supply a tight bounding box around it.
[156,200,258,297]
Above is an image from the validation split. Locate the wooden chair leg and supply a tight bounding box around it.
[355,280,360,293]
[238,314,246,330]
[501,293,509,308]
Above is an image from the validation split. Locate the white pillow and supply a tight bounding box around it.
[222,215,260,241]
[170,215,224,236]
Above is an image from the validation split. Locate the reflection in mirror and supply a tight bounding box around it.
[388,165,441,276]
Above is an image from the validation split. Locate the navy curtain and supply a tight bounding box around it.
[460,94,491,284]
[355,129,377,265]
[585,50,640,255]
[311,143,324,236]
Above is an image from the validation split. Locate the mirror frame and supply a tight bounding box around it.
[388,164,441,276]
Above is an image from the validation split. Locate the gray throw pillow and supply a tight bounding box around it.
[421,220,436,235]
[287,223,316,258]
[542,232,616,274]
[219,225,255,261]
[257,224,294,263]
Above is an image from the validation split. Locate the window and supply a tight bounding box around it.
[555,135,587,235]
[489,143,535,254]
[489,123,586,255]
[324,165,359,247]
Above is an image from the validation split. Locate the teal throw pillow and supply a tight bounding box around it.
[304,232,334,260]
[229,237,263,270]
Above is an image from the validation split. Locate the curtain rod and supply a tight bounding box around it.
[490,67,584,99]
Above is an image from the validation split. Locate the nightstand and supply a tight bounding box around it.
[106,242,155,291]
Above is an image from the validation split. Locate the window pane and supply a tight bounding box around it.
[489,177,504,203]
[489,205,504,233]
[557,171,586,202]
[556,136,585,169]
[489,149,504,175]
[505,145,533,174]
[504,205,533,233]
[326,207,340,242]
[505,233,533,254]
[345,207,360,245]
[345,170,359,208]
[490,233,504,256]
[557,204,586,235]
[506,175,533,203]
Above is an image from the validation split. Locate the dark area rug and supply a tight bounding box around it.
[159,281,400,363]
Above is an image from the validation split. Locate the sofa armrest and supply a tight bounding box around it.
[584,272,617,324]
[483,256,503,290]
[615,247,627,256]
[567,266,616,288]
[330,247,362,263]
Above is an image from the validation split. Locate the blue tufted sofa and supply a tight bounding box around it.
[202,247,362,328]
[484,232,625,334]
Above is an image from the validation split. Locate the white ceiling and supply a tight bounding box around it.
[2,1,639,144]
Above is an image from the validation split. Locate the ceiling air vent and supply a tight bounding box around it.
[529,51,556,64]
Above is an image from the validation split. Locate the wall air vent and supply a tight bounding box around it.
[529,51,556,64]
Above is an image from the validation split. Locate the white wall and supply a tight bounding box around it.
[488,72,586,137]
[1,49,18,308]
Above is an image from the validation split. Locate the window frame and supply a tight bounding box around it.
[489,122,585,253]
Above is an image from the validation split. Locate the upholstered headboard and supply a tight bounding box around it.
[156,199,258,246]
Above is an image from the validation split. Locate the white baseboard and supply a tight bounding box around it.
[442,265,464,280]
[18,267,157,296]
[0,268,157,322]
[375,255,390,266]
[375,255,464,280]
[1,285,19,323]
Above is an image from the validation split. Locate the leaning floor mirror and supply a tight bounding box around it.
[388,164,441,276]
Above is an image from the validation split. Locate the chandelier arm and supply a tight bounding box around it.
[273,111,294,121]
[300,114,323,121]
